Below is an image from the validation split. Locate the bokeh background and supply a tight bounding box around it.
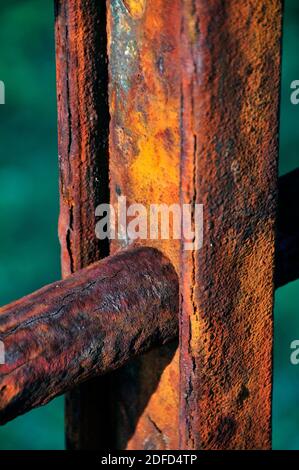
[0,0,298,450]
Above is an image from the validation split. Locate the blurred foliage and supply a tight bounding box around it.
[0,0,63,450]
[0,0,298,451]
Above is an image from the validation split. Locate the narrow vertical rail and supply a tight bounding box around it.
[54,0,110,449]
[107,0,181,449]
[180,0,282,449]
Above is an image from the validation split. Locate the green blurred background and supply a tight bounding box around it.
[0,0,298,450]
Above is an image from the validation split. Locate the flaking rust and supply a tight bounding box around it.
[108,0,181,450]
[55,0,110,449]
[180,0,282,450]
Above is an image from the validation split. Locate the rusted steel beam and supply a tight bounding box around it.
[276,168,299,288]
[107,0,181,449]
[0,247,179,426]
[180,0,282,450]
[55,0,109,275]
[54,0,109,448]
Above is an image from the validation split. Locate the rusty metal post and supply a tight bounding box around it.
[180,0,282,450]
[107,0,181,449]
[55,0,110,449]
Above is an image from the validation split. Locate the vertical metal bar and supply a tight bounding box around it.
[55,0,110,449]
[180,0,282,450]
[107,0,181,449]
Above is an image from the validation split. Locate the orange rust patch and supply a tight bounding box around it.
[179,0,282,450]
[108,0,181,449]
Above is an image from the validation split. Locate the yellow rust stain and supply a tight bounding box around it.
[123,0,146,19]
[109,0,281,450]
[108,0,181,449]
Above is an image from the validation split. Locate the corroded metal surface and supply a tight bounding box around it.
[0,247,178,425]
[108,0,181,449]
[180,0,282,450]
[53,0,285,451]
[55,0,110,449]
[55,0,109,276]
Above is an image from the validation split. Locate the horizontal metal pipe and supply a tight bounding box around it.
[0,247,178,425]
